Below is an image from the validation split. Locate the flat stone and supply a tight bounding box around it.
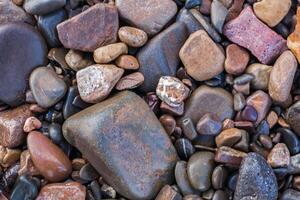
[36,182,86,200]
[214,146,246,166]
[253,0,291,27]
[0,0,34,24]
[175,161,198,195]
[215,128,244,148]
[118,26,148,47]
[63,91,178,200]
[225,44,249,75]
[0,105,32,148]
[267,143,290,168]
[223,6,286,64]
[27,131,72,182]
[211,0,228,33]
[0,23,47,107]
[116,0,177,35]
[138,22,188,93]
[93,43,128,64]
[287,7,300,63]
[115,72,144,91]
[234,153,278,200]
[57,3,118,52]
[178,85,233,127]
[196,114,222,136]
[246,63,272,90]
[286,101,300,137]
[179,30,225,81]
[23,0,66,15]
[76,64,124,103]
[176,8,202,34]
[37,9,67,47]
[30,67,67,108]
[155,185,182,200]
[246,90,271,126]
[268,50,297,103]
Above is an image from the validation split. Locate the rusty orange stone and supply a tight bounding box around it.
[288,7,300,63]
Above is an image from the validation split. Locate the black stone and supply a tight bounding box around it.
[49,123,63,144]
[79,163,99,182]
[63,86,82,119]
[175,138,195,160]
[277,128,300,155]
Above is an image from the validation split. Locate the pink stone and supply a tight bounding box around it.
[223,6,286,64]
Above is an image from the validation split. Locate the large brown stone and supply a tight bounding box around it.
[0,105,32,148]
[115,0,177,35]
[57,3,118,52]
[63,91,178,200]
[288,7,300,63]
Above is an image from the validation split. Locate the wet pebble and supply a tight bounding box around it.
[278,128,300,155]
[215,128,244,148]
[233,93,245,111]
[115,55,139,70]
[93,43,128,64]
[79,163,99,182]
[23,0,66,15]
[196,114,222,136]
[212,165,228,190]
[65,50,93,71]
[176,8,202,34]
[0,0,33,24]
[118,26,148,47]
[240,105,258,122]
[175,138,195,160]
[116,72,144,90]
[246,63,272,91]
[155,185,182,200]
[160,115,176,135]
[225,44,249,75]
[214,146,247,166]
[23,117,42,133]
[211,0,228,33]
[10,175,39,200]
[175,161,198,195]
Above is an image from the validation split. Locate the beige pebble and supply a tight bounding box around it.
[65,50,93,71]
[118,26,148,47]
[93,43,128,64]
[23,116,42,132]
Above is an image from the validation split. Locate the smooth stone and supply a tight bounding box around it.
[30,67,67,108]
[240,105,258,122]
[215,128,244,148]
[185,0,202,9]
[116,0,177,35]
[10,175,39,200]
[115,72,144,90]
[212,165,228,190]
[233,74,254,85]
[155,185,182,200]
[246,90,271,126]
[36,182,86,200]
[179,30,225,81]
[289,153,300,174]
[225,44,249,75]
[199,0,212,15]
[196,114,222,136]
[211,0,228,33]
[27,131,72,182]
[76,64,124,103]
[278,128,300,155]
[138,22,188,93]
[159,115,176,135]
[118,26,148,47]
[47,48,69,69]
[281,189,300,200]
[267,143,290,168]
[268,50,297,104]
[65,49,93,71]
[63,91,178,200]
[234,93,246,111]
[187,151,215,191]
[175,161,198,195]
[253,0,291,27]
[175,138,195,160]
[24,0,66,15]
[79,163,99,181]
[214,146,247,166]
[115,55,140,70]
[0,23,47,107]
[178,85,234,126]
[62,86,82,119]
[93,43,128,64]
[0,105,32,148]
[286,101,300,137]
[287,7,300,63]
[223,6,286,64]
[176,8,202,34]
[23,116,42,133]
[226,0,244,21]
[49,123,63,145]
[160,101,184,116]
[234,153,278,200]
[212,190,228,200]
[246,63,272,90]
[227,173,238,191]
[38,9,67,47]
[57,3,118,52]
[0,0,34,24]
[18,150,40,176]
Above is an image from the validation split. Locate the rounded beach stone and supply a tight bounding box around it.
[93,43,128,64]
[118,26,148,47]
[225,44,249,75]
[23,0,66,15]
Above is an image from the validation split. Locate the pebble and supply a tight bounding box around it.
[212,190,228,200]
[187,151,215,191]
[159,115,176,135]
[226,0,244,21]
[118,26,148,47]
[211,0,228,33]
[214,146,247,166]
[115,55,140,70]
[281,189,300,200]
[179,30,225,81]
[0,23,47,106]
[79,163,99,182]
[212,165,228,190]
[49,123,63,145]
[65,50,93,71]
[266,111,278,128]
[215,128,243,148]
[289,153,300,174]
[185,0,202,9]
[240,105,258,122]
[246,63,272,90]
[175,161,198,195]
[62,86,82,119]
[234,153,278,200]
[258,135,273,150]
[233,74,254,85]
[223,6,286,64]
[196,114,222,136]
[161,101,184,116]
[199,0,212,15]
[47,48,69,70]
[0,0,34,24]
[76,64,124,103]
[176,8,202,34]
[182,118,199,140]
[27,131,72,182]
[1,148,21,168]
[30,67,67,108]
[253,0,291,27]
[57,3,118,52]
[179,85,234,127]
[138,22,188,92]
[155,185,182,200]
[36,182,86,200]
[175,138,195,160]
[23,0,66,15]
[38,9,67,47]
[116,0,177,35]
[225,44,249,75]
[287,7,300,63]
[286,100,300,137]
[23,117,42,133]
[183,195,203,200]
[10,175,39,200]
[268,50,297,104]
[156,76,190,107]
[63,91,177,200]
[234,93,245,111]
[18,150,40,176]
[93,43,128,64]
[115,72,144,90]
[0,105,32,148]
[267,143,290,168]
[246,90,271,126]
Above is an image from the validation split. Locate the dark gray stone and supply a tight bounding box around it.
[286,101,300,137]
[24,0,66,15]
[176,8,202,34]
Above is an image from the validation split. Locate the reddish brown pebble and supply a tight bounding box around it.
[267,111,278,129]
[23,116,42,133]
[159,115,176,135]
[288,7,300,63]
[155,185,182,200]
[200,0,212,15]
[223,6,286,64]
[57,3,118,52]
[225,44,249,75]
[118,26,148,47]
[115,72,144,90]
[27,131,72,182]
[215,146,247,166]
[115,55,139,70]
[36,182,86,200]
[215,128,243,148]
[0,104,32,148]
[226,0,244,21]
